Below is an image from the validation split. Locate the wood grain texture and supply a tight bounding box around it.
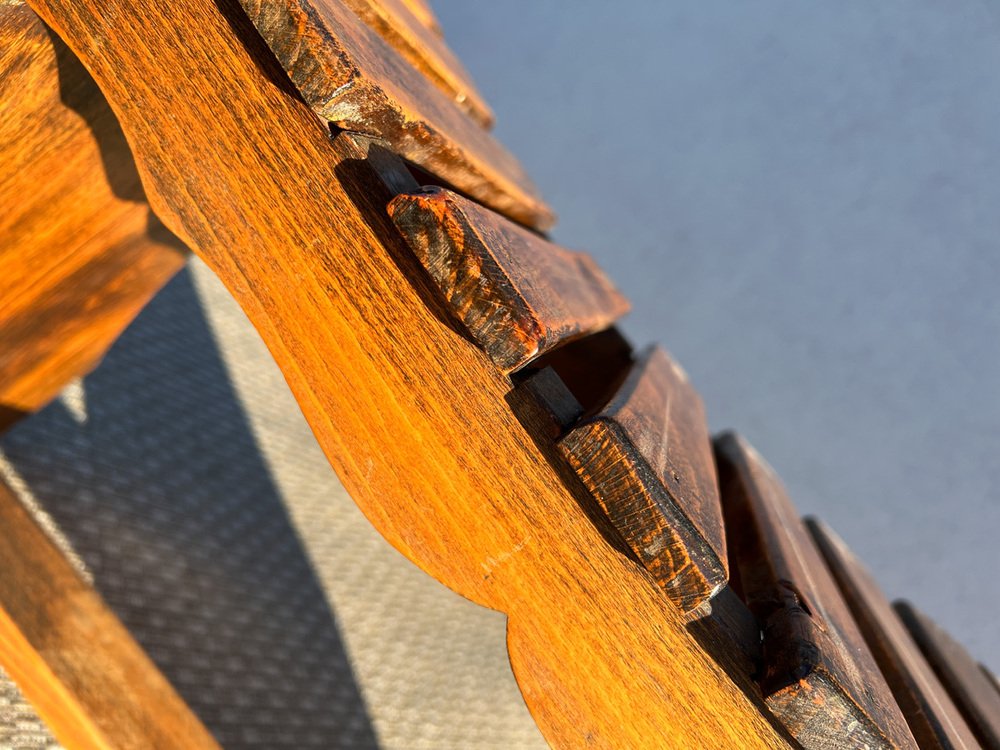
[0,1,186,423]
[0,477,220,749]
[388,186,629,373]
[896,601,1000,750]
[239,0,554,230]
[715,432,917,750]
[559,346,728,613]
[342,0,493,127]
[24,1,792,745]
[808,519,980,750]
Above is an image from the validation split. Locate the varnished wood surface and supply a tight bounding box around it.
[716,432,916,749]
[896,602,1000,750]
[388,186,629,373]
[0,477,220,749]
[239,0,554,230]
[24,0,793,745]
[559,346,728,613]
[808,519,979,750]
[342,0,494,127]
[0,1,186,426]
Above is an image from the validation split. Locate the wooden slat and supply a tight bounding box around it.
[388,187,629,373]
[342,0,494,127]
[0,1,186,428]
[558,346,728,612]
[24,0,795,744]
[0,477,220,749]
[808,519,980,750]
[895,602,1000,750]
[239,0,554,230]
[397,0,441,36]
[715,432,917,749]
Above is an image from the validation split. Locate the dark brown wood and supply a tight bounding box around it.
[808,519,980,750]
[239,0,554,230]
[22,0,793,745]
[0,476,220,749]
[558,346,728,613]
[715,432,917,749]
[0,1,186,423]
[388,186,629,373]
[341,0,494,127]
[896,601,1000,750]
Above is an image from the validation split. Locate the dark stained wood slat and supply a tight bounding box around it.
[715,432,917,750]
[808,519,980,750]
[388,187,629,373]
[558,346,728,613]
[239,0,555,230]
[895,602,1000,750]
[0,476,220,749]
[342,0,494,127]
[0,1,186,427]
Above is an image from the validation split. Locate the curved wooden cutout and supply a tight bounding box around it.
[24,0,791,746]
[0,2,186,428]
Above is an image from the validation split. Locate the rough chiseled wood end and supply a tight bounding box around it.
[715,432,917,750]
[557,346,727,613]
[387,186,628,373]
[239,0,554,230]
[808,519,980,750]
[895,601,1000,750]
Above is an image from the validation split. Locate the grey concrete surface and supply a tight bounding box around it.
[435,1,1000,667]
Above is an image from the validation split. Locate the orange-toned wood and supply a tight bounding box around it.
[398,0,441,37]
[24,1,792,745]
[239,0,554,230]
[559,346,728,613]
[0,1,186,429]
[388,186,629,373]
[809,519,979,750]
[896,602,1000,750]
[716,432,916,749]
[342,0,494,127]
[0,477,220,749]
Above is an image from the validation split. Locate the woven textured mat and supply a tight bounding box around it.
[0,259,545,749]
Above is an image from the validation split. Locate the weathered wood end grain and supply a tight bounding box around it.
[808,519,979,750]
[0,1,186,423]
[895,601,1000,750]
[388,186,629,373]
[342,0,494,127]
[0,476,220,749]
[716,432,917,750]
[239,0,554,230]
[558,346,727,612]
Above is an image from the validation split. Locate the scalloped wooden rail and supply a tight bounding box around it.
[22,0,792,745]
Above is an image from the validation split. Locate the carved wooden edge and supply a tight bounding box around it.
[342,0,494,127]
[239,0,555,230]
[715,432,917,750]
[895,601,1000,750]
[558,346,728,613]
[387,186,629,373]
[0,476,220,749]
[0,1,186,426]
[808,518,980,750]
[23,0,793,744]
